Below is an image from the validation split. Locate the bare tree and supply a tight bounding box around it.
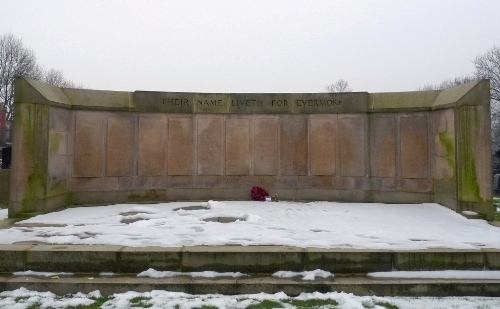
[326,79,352,93]
[0,33,43,120]
[474,46,500,151]
[417,75,476,91]
[43,68,79,88]
[474,46,500,104]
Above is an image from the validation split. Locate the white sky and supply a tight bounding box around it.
[2,0,500,93]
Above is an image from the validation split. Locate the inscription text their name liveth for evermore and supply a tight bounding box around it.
[162,98,343,108]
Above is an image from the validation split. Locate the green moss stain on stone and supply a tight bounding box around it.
[48,133,62,156]
[438,132,454,154]
[19,104,49,211]
[438,132,455,179]
[458,107,482,202]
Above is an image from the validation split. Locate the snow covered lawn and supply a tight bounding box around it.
[0,200,499,249]
[2,288,500,309]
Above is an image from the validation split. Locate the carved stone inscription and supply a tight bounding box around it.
[132,91,367,114]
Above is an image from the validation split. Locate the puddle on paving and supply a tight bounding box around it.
[15,223,68,228]
[121,217,148,224]
[203,217,245,223]
[173,206,210,211]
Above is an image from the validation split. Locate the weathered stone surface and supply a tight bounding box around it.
[281,115,307,176]
[182,246,304,273]
[120,247,182,272]
[138,115,165,176]
[309,115,337,176]
[252,116,279,175]
[167,117,193,175]
[197,116,223,175]
[0,245,32,272]
[401,114,429,179]
[339,116,365,177]
[305,249,392,273]
[74,114,103,177]
[106,116,134,176]
[370,116,396,178]
[26,245,121,272]
[394,250,484,271]
[225,116,251,175]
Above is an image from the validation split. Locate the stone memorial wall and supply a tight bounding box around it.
[9,77,494,219]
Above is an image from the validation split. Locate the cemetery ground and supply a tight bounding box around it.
[2,200,500,308]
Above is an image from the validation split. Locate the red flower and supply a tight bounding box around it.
[251,186,269,201]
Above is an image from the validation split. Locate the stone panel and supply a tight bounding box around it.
[281,115,307,175]
[138,116,165,176]
[106,116,135,177]
[168,117,193,175]
[74,114,103,177]
[225,116,251,175]
[401,115,428,179]
[339,116,365,177]
[197,116,223,175]
[370,116,396,178]
[49,107,69,132]
[252,117,279,175]
[309,115,337,176]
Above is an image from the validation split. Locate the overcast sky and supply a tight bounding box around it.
[2,0,500,93]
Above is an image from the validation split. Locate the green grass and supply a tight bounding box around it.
[375,301,399,309]
[26,304,42,309]
[245,299,284,309]
[65,296,113,309]
[493,197,500,207]
[286,298,338,308]
[129,296,153,308]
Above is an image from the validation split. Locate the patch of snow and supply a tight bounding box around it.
[368,270,500,280]
[273,269,333,280]
[0,208,7,221]
[462,210,478,215]
[3,288,500,309]
[99,272,117,276]
[13,270,73,277]
[2,201,500,249]
[137,268,247,278]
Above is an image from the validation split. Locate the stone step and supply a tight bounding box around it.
[2,273,500,297]
[2,244,500,274]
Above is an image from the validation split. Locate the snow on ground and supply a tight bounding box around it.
[13,271,73,277]
[2,288,500,309]
[0,208,7,221]
[368,270,500,280]
[273,269,333,280]
[0,200,499,249]
[138,268,246,278]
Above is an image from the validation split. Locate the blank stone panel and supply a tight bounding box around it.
[339,116,365,177]
[370,117,397,178]
[168,117,193,175]
[225,117,251,175]
[138,116,165,176]
[74,114,103,177]
[197,116,223,175]
[253,117,279,175]
[281,115,308,175]
[106,116,134,176]
[310,115,337,176]
[401,115,429,179]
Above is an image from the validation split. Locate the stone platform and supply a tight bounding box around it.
[3,244,500,296]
